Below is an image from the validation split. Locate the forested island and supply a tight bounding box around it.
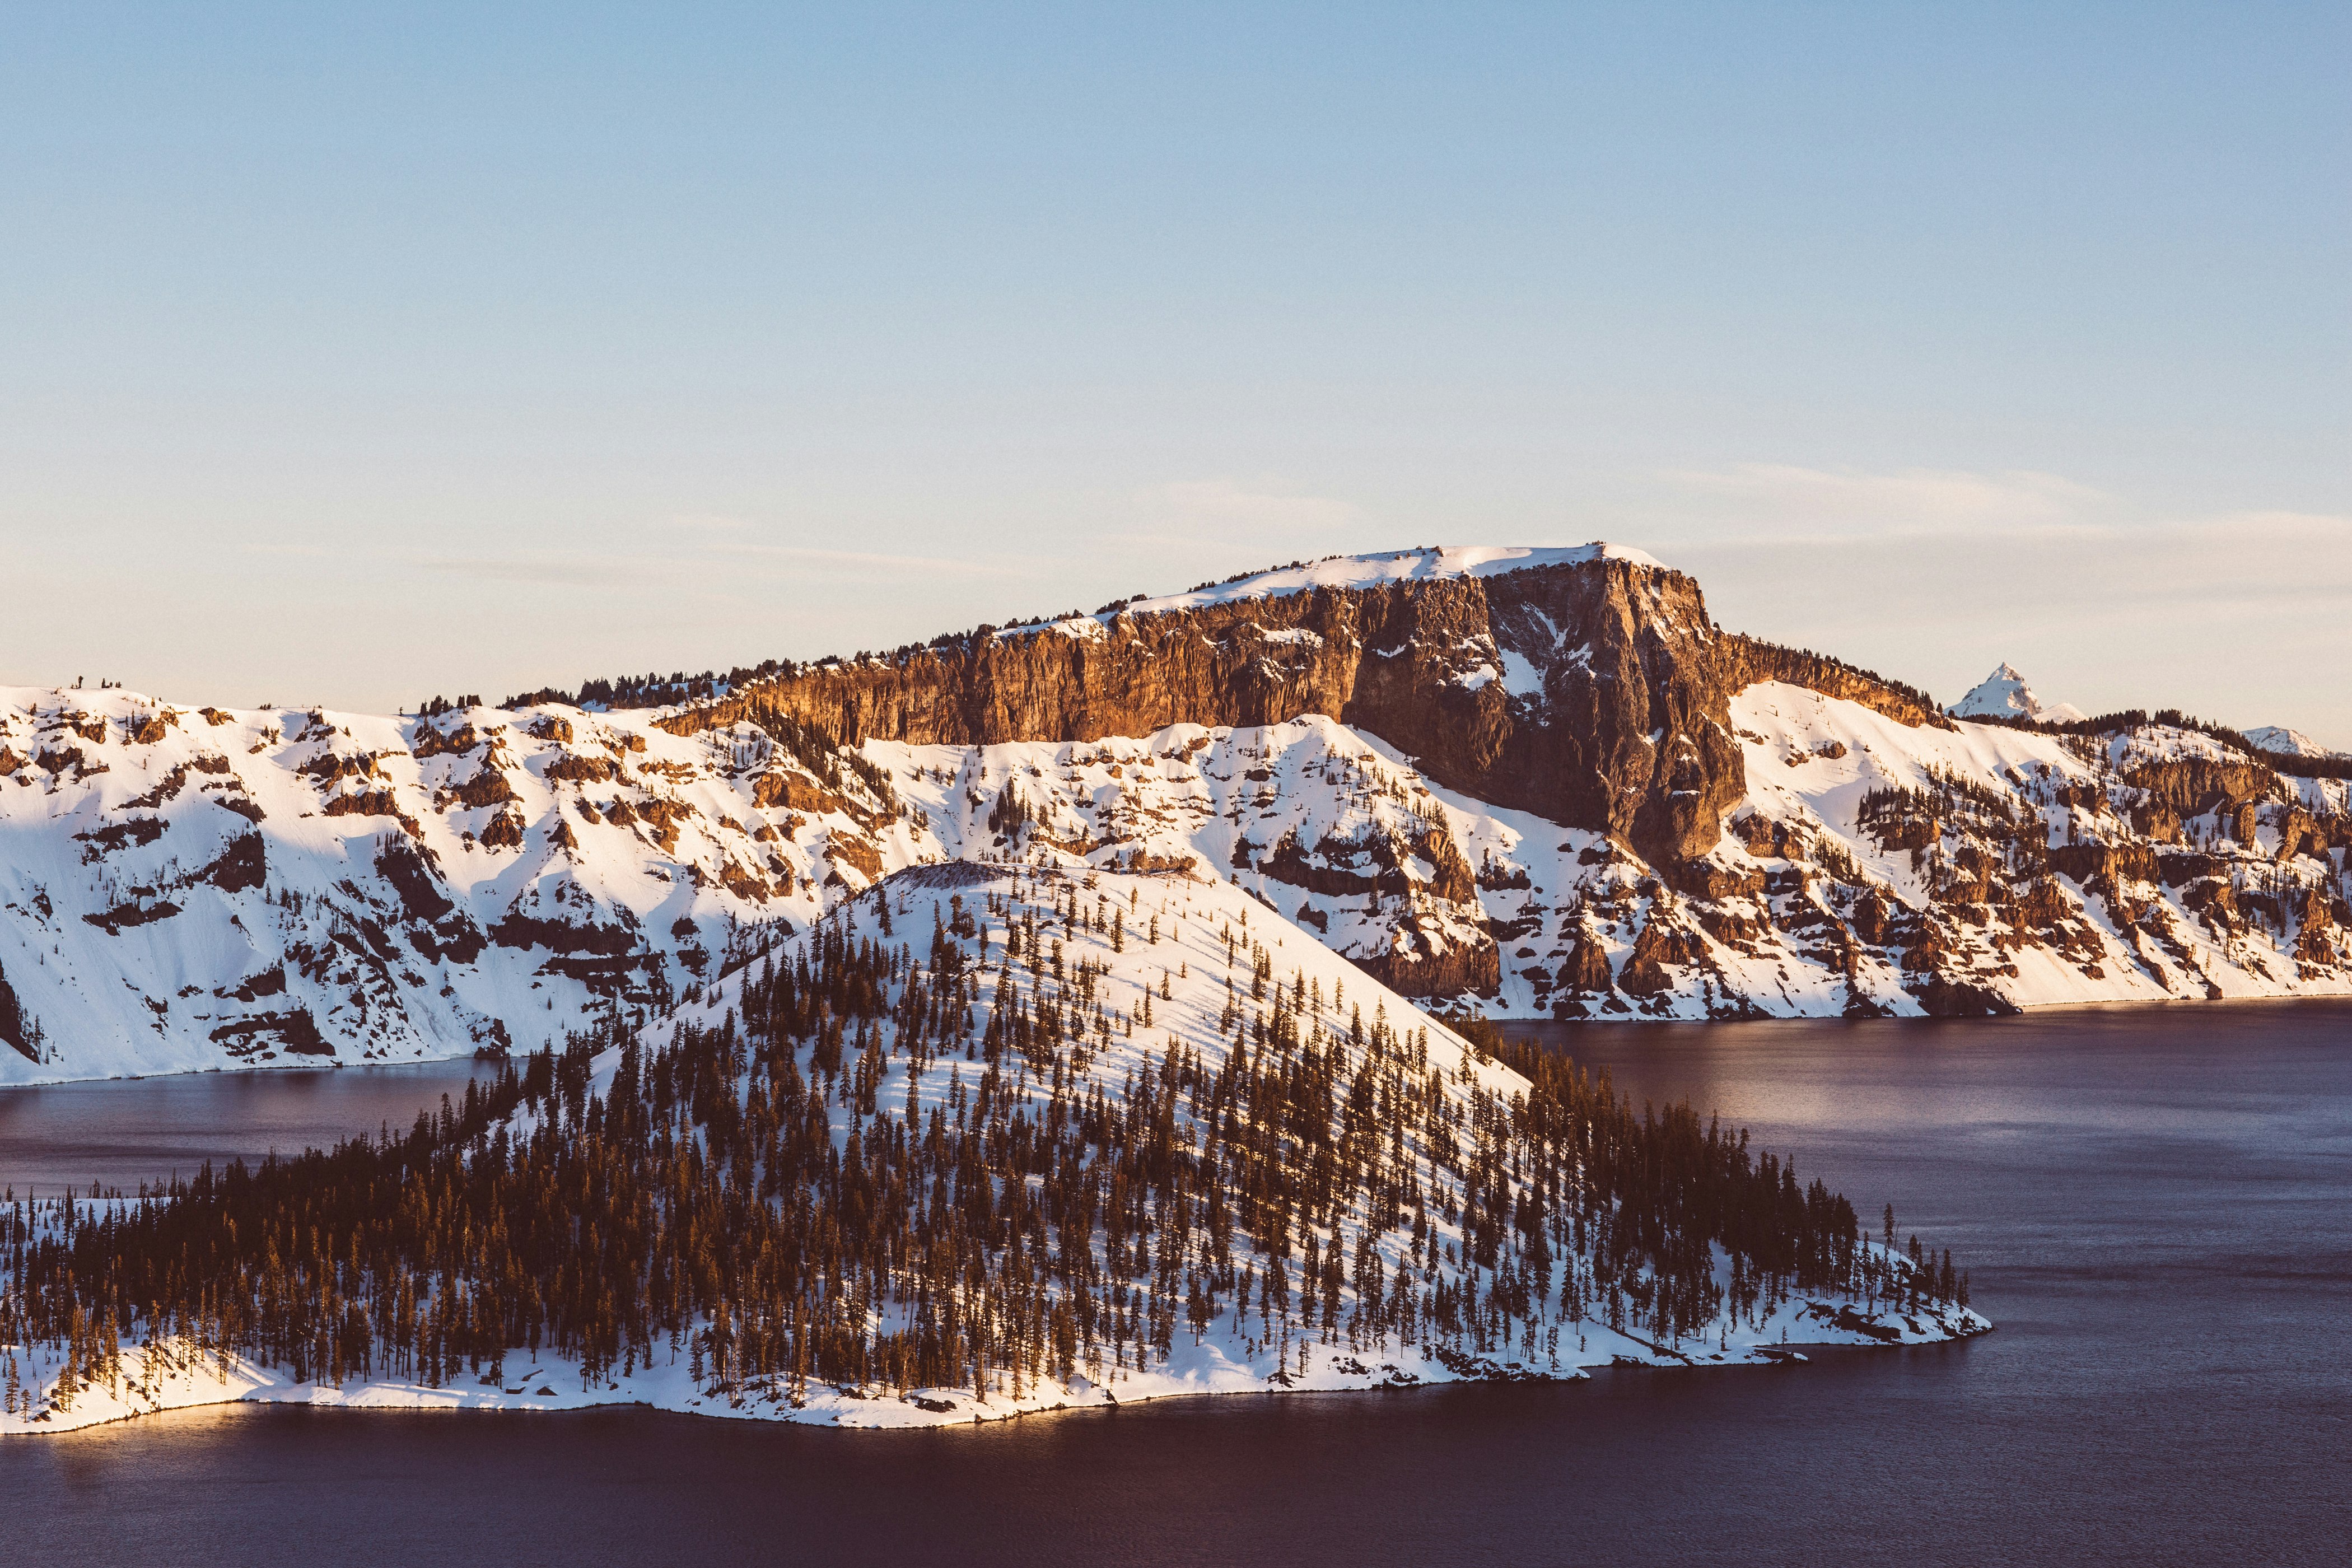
[1,866,1982,1433]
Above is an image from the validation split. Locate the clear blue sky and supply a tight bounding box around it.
[4,3,2346,740]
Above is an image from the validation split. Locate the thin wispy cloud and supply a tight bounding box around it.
[1659,464,2121,540]
[414,555,668,589]
[236,540,339,559]
[710,543,1016,576]
[413,536,1017,590]
[1136,480,1361,538]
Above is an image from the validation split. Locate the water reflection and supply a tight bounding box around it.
[1506,1003,2352,1150]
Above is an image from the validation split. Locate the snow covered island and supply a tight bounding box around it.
[1,866,1983,1436]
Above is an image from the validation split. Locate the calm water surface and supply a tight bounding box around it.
[0,1061,492,1197]
[5,1003,2348,1566]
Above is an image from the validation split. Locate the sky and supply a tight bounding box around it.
[3,3,2346,742]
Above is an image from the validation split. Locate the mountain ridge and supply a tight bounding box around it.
[3,544,2348,1082]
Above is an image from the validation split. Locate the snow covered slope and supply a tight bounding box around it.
[1705,685,2351,1014]
[6,678,2351,1081]
[1947,663,2085,724]
[2246,726,2342,759]
[868,697,2351,1022]
[0,686,934,1083]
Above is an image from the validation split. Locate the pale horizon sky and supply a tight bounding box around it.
[4,5,2346,742]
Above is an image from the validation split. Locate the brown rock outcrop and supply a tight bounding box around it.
[1617,914,1698,995]
[636,797,696,853]
[1353,910,1501,997]
[544,754,617,784]
[2014,877,2071,936]
[2273,807,2321,861]
[2292,890,2340,965]
[2123,757,2275,821]
[826,832,883,883]
[1668,859,1766,900]
[2129,800,2183,842]
[411,723,479,760]
[2047,842,2159,888]
[753,770,847,816]
[1559,929,1613,993]
[665,553,1754,864]
[449,767,520,809]
[1850,891,1892,945]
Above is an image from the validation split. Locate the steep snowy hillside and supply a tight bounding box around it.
[0,685,936,1084]
[1710,686,2350,1013]
[876,718,1525,998]
[1948,663,2085,724]
[865,698,2350,1021]
[2,865,1982,1435]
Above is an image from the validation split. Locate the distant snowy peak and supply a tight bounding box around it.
[1948,662,2084,725]
[2244,726,2341,759]
[1948,663,2037,719]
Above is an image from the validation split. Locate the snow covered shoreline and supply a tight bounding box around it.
[3,1288,1987,1438]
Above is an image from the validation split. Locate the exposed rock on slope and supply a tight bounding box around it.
[1719,637,1950,731]
[0,687,920,1083]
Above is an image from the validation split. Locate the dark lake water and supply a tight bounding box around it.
[0,1061,494,1198]
[6,1002,2348,1566]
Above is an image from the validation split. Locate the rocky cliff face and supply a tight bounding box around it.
[666,547,1748,866]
